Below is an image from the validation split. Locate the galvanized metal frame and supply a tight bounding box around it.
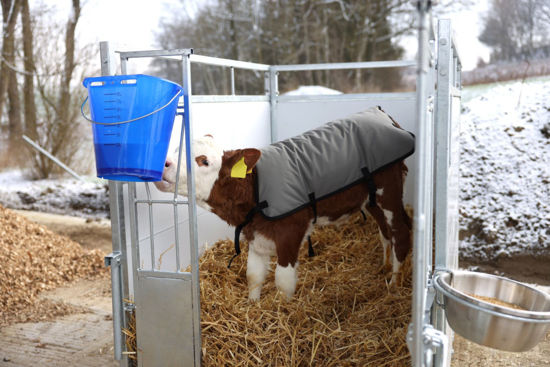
[432,18,462,367]
[409,2,436,365]
[102,6,460,364]
[100,41,130,367]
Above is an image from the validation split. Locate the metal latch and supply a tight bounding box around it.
[407,323,449,367]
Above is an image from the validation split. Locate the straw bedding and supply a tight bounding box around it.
[198,212,412,366]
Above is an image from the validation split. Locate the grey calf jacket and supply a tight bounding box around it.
[255,106,415,219]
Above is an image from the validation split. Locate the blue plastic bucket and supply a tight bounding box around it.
[82,74,182,182]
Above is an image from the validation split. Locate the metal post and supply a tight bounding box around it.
[410,1,433,366]
[268,67,279,143]
[105,252,123,360]
[434,19,454,279]
[230,67,236,95]
[181,50,202,366]
[100,41,129,367]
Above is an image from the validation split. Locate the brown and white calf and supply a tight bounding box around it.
[155,135,412,301]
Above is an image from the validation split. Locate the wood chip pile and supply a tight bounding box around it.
[198,212,412,366]
[0,205,108,327]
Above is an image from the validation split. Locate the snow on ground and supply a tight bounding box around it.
[0,170,109,219]
[459,77,550,260]
[283,85,342,96]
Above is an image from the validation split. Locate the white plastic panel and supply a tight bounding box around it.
[124,101,271,295]
[275,93,417,205]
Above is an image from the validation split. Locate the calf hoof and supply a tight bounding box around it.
[248,287,262,302]
[275,264,297,301]
[378,263,392,275]
[388,272,402,288]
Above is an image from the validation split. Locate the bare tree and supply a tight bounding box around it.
[153,0,414,94]
[19,1,94,178]
[21,0,36,141]
[0,0,22,152]
[480,0,550,62]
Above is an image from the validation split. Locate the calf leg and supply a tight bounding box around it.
[247,233,276,301]
[365,203,393,274]
[247,247,270,301]
[381,202,412,285]
[274,219,312,300]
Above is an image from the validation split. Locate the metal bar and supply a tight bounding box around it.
[434,18,453,273]
[230,67,236,95]
[173,110,185,272]
[145,183,156,270]
[182,52,202,367]
[271,60,415,72]
[22,135,83,181]
[120,57,128,75]
[433,19,461,367]
[190,54,270,71]
[410,1,432,366]
[277,92,416,103]
[118,48,193,59]
[268,67,279,143]
[100,41,117,75]
[101,41,129,367]
[128,183,141,274]
[192,95,269,103]
[105,252,123,360]
[135,199,188,205]
[137,269,192,281]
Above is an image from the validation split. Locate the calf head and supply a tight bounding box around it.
[154,135,261,212]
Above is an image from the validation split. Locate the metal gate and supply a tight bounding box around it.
[100,3,462,366]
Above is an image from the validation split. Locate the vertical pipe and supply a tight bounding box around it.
[128,183,141,276]
[182,51,202,366]
[172,116,185,272]
[120,57,128,75]
[434,19,452,273]
[230,67,236,95]
[106,253,123,360]
[268,68,279,143]
[145,183,156,270]
[412,1,432,366]
[101,41,128,366]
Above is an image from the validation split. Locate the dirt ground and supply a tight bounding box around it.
[0,211,117,367]
[1,210,549,366]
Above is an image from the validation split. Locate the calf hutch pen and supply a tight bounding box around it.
[96,6,463,367]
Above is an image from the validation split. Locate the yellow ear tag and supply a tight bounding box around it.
[231,157,248,178]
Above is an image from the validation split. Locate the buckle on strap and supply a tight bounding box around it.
[228,201,268,269]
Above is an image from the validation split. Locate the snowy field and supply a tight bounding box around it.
[459,77,550,260]
[0,77,549,259]
[0,171,109,219]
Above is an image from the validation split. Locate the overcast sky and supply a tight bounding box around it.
[59,0,489,71]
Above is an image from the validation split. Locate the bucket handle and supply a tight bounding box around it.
[80,89,182,125]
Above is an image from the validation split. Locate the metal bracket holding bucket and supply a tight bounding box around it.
[80,89,182,126]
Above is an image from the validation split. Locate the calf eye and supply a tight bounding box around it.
[195,155,209,167]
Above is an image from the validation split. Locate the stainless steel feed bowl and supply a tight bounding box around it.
[433,270,550,352]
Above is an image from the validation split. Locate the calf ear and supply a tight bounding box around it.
[243,148,261,170]
[227,149,262,178]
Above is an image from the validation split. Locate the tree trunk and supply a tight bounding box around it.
[7,61,22,142]
[0,0,22,127]
[52,0,80,158]
[21,0,38,141]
